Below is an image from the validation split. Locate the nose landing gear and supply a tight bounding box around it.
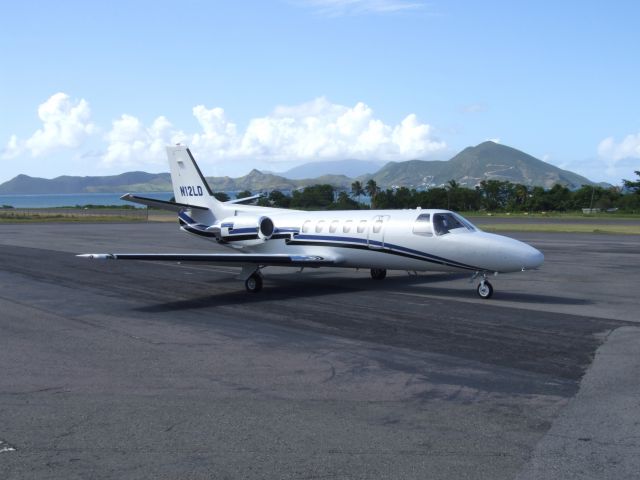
[471,272,494,299]
[477,279,493,299]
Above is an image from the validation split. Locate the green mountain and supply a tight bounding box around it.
[0,169,353,195]
[0,172,172,194]
[204,169,353,192]
[362,142,594,189]
[447,141,593,189]
[0,142,596,194]
[280,159,385,179]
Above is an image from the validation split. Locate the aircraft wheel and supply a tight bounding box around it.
[477,281,493,299]
[245,273,263,293]
[370,268,387,280]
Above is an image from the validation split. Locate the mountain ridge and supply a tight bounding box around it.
[0,142,598,194]
[279,159,385,179]
[359,142,593,190]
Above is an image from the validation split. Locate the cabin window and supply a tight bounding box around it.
[302,220,312,233]
[343,220,353,233]
[412,213,432,236]
[315,220,326,233]
[357,220,368,234]
[329,220,339,233]
[373,218,384,234]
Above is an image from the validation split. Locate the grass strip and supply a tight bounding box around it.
[0,215,146,223]
[478,223,640,235]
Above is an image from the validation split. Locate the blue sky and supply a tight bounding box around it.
[1,0,639,185]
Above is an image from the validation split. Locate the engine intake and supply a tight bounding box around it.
[258,216,274,240]
[216,215,275,243]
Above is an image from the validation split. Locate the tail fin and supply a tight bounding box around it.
[166,145,227,220]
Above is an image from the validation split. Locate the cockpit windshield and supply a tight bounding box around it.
[412,212,478,237]
[432,212,477,236]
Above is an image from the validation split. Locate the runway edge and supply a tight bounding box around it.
[516,326,640,480]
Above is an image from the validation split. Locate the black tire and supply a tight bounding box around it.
[245,273,263,293]
[477,280,493,299]
[370,268,387,280]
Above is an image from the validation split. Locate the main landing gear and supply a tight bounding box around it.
[472,272,494,299]
[244,272,263,293]
[370,268,387,280]
[241,266,264,293]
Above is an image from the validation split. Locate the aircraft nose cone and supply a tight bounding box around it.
[523,246,544,270]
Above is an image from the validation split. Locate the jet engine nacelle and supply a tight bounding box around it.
[216,215,275,243]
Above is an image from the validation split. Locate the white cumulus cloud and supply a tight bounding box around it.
[237,97,444,162]
[2,135,21,159]
[2,93,96,159]
[596,132,640,181]
[103,114,177,167]
[101,97,445,168]
[598,132,640,161]
[3,94,445,173]
[190,105,239,155]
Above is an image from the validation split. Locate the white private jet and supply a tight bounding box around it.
[79,145,543,298]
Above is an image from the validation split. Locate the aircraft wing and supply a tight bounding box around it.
[77,253,336,267]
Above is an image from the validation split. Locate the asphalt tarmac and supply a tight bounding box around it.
[1,222,639,479]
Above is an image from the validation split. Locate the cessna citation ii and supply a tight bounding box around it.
[79,145,543,299]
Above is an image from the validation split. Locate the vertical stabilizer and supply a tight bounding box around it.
[166,145,227,220]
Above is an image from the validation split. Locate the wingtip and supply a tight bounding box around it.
[76,254,115,260]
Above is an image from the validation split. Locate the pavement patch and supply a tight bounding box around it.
[0,439,16,453]
[516,326,640,480]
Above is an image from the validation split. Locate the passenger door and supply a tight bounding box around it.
[368,215,390,249]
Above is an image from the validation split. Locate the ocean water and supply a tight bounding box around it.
[0,192,174,209]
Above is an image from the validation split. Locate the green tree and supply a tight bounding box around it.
[350,180,364,202]
[373,189,395,209]
[290,184,335,209]
[511,184,530,211]
[479,180,513,211]
[236,190,252,199]
[268,190,291,208]
[415,187,448,209]
[528,186,551,211]
[365,179,380,207]
[459,187,482,211]
[618,192,640,212]
[623,171,640,194]
[546,184,572,211]
[213,192,230,202]
[445,179,463,210]
[331,191,359,210]
[393,187,415,208]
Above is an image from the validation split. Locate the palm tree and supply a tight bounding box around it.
[365,179,379,208]
[447,179,460,190]
[351,180,364,203]
[623,170,640,194]
[445,179,459,210]
[514,184,529,210]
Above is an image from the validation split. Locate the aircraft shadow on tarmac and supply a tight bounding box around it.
[134,271,590,313]
[135,273,431,313]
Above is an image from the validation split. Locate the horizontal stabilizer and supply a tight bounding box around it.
[121,194,209,212]
[225,193,265,205]
[77,253,335,267]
